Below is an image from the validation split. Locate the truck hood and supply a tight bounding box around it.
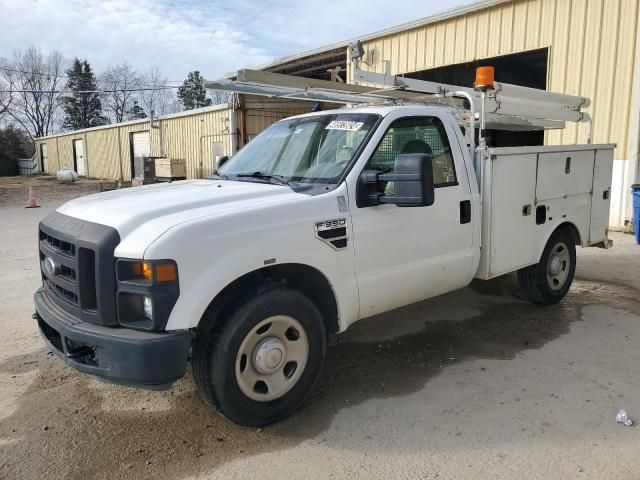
[57,180,305,257]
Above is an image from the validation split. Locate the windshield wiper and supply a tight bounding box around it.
[210,171,229,180]
[234,171,292,186]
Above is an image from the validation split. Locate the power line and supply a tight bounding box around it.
[0,65,186,86]
[0,65,63,78]
[1,85,182,94]
[166,1,276,81]
[124,18,168,66]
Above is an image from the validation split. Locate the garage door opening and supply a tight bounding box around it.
[130,131,151,180]
[406,48,549,147]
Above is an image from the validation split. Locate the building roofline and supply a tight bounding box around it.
[251,0,510,72]
[36,103,230,141]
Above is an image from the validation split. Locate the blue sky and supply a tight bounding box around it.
[0,0,477,81]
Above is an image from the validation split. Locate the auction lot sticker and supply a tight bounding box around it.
[325,120,364,131]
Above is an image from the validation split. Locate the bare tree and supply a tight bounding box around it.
[0,57,12,120]
[99,63,141,123]
[0,92,10,116]
[0,47,66,140]
[209,88,230,106]
[138,67,181,118]
[0,87,11,120]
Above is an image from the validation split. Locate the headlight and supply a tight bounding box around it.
[143,296,153,319]
[115,259,179,331]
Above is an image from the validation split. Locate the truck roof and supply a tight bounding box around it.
[282,104,455,121]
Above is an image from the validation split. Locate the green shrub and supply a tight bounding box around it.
[0,126,30,176]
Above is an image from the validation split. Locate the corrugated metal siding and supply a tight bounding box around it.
[148,107,233,179]
[244,98,316,138]
[354,0,639,160]
[243,96,343,139]
[39,132,76,173]
[86,127,122,180]
[34,109,233,181]
[35,121,149,181]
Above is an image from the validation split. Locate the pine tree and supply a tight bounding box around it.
[62,58,108,130]
[126,100,147,120]
[177,71,212,110]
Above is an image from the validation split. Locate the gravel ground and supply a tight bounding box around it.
[1,183,639,479]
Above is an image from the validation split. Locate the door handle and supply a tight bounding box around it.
[460,200,471,224]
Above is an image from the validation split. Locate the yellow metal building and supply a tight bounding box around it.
[35,96,322,182]
[258,0,640,229]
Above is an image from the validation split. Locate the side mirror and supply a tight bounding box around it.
[357,153,435,207]
[216,155,229,169]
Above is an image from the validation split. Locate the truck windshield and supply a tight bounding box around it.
[218,113,378,185]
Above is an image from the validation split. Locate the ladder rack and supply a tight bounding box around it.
[206,67,591,138]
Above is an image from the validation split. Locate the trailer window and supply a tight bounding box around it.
[367,116,457,187]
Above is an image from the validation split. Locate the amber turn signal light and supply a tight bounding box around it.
[141,261,153,281]
[155,263,177,283]
[120,260,177,283]
[128,261,153,281]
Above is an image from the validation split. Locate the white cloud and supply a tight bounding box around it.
[0,0,474,80]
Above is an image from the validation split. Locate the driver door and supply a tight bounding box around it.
[350,114,475,318]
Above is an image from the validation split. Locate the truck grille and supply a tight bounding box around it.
[40,231,76,257]
[40,231,96,309]
[38,212,120,326]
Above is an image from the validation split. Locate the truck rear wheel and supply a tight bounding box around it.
[517,230,576,305]
[192,285,326,426]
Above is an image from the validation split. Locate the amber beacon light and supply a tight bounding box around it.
[474,66,495,91]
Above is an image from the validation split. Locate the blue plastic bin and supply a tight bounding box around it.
[633,184,640,245]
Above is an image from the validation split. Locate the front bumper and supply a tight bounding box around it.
[34,288,191,390]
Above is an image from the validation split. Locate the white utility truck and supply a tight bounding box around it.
[34,66,614,425]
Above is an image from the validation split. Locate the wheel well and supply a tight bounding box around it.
[203,264,340,335]
[554,222,581,246]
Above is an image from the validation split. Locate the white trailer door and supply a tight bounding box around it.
[350,113,475,318]
[212,140,224,169]
[73,139,85,176]
[40,143,48,172]
[131,131,150,179]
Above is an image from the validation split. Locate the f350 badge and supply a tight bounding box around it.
[314,218,348,250]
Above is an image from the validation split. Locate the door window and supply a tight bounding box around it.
[367,116,457,187]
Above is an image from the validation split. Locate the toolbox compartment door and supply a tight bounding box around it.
[535,150,595,201]
[487,153,537,276]
[589,148,614,244]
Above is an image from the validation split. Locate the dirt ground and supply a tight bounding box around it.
[1,179,639,479]
[0,174,119,206]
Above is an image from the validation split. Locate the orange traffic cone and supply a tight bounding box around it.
[25,187,40,208]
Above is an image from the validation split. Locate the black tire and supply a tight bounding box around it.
[192,284,326,426]
[517,230,576,305]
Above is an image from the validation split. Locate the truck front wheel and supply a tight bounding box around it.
[517,230,576,305]
[192,285,326,426]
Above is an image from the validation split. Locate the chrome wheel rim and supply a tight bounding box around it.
[235,315,309,402]
[546,241,570,290]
